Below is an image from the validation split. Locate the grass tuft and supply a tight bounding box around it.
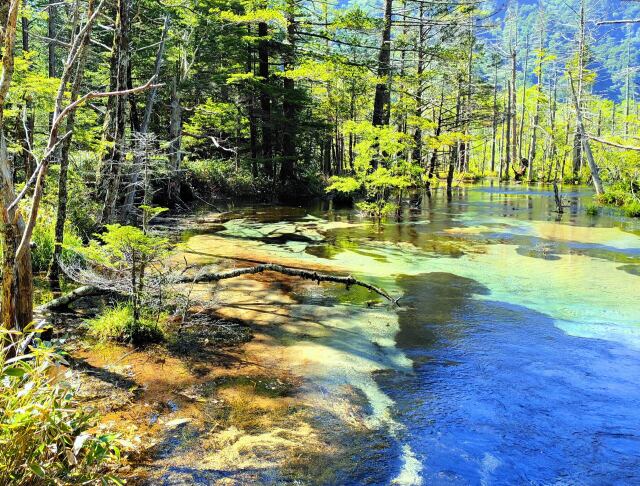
[86,304,164,346]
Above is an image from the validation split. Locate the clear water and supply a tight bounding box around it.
[183,182,640,484]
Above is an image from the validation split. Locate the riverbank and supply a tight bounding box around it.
[59,212,401,484]
[54,183,640,484]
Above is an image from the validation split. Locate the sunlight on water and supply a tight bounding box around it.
[181,183,640,484]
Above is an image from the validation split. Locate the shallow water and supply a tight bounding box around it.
[181,182,640,484]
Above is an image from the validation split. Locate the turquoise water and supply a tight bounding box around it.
[183,182,640,484]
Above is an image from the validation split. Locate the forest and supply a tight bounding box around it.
[1,0,640,483]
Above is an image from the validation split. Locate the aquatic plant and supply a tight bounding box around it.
[585,203,599,216]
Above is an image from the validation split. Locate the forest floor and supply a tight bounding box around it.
[54,214,379,484]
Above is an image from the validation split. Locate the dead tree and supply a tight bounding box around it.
[0,0,156,330]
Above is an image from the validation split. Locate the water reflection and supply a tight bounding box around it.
[182,182,640,484]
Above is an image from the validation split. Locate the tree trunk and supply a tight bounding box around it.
[122,15,169,222]
[569,74,603,194]
[572,0,587,177]
[97,0,130,224]
[490,62,498,173]
[372,0,393,127]
[528,25,544,182]
[412,2,425,165]
[1,0,34,331]
[625,39,631,137]
[518,34,529,162]
[427,91,444,190]
[20,0,34,179]
[48,14,95,290]
[460,12,474,173]
[167,63,182,203]
[280,5,297,183]
[258,22,273,178]
[510,48,517,179]
[505,80,512,179]
[246,25,258,177]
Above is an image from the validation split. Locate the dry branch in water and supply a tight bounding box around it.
[43,264,397,310]
[177,264,397,303]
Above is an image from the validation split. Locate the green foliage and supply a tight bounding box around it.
[0,326,122,485]
[594,186,640,218]
[185,158,271,197]
[458,171,483,183]
[597,188,632,207]
[356,201,397,218]
[623,200,640,217]
[585,203,599,216]
[326,176,361,194]
[26,206,83,273]
[326,121,417,219]
[86,304,164,345]
[80,225,170,267]
[183,99,248,149]
[75,225,172,325]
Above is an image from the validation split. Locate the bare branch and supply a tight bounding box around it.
[589,135,640,151]
[7,131,72,213]
[596,19,640,25]
[16,79,160,262]
[53,77,163,136]
[176,264,398,304]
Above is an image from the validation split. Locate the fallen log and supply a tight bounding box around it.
[177,263,397,304]
[38,285,104,311]
[41,264,397,311]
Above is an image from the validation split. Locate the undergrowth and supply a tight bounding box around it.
[0,326,122,485]
[87,304,165,346]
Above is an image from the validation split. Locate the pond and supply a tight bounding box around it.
[180,182,640,484]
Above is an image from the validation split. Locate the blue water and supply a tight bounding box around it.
[378,273,640,484]
[314,183,640,484]
[190,182,640,484]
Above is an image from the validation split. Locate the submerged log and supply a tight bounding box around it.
[177,264,397,304]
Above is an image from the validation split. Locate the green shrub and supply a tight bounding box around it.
[87,304,164,346]
[30,208,83,273]
[623,200,640,218]
[45,155,102,240]
[562,174,581,185]
[585,203,599,216]
[355,200,397,219]
[0,326,122,485]
[458,171,482,182]
[184,158,271,198]
[596,188,628,207]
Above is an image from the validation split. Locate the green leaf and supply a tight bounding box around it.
[3,366,26,377]
[28,463,46,478]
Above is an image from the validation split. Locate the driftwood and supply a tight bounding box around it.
[177,264,397,304]
[41,264,397,310]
